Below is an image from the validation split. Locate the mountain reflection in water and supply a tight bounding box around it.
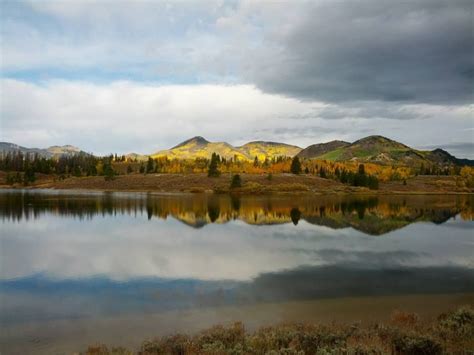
[0,190,472,235]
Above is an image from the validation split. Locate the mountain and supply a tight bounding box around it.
[297,140,350,159]
[152,136,247,160]
[171,136,210,149]
[238,141,302,160]
[325,135,423,165]
[125,152,149,161]
[297,135,474,167]
[0,142,85,158]
[0,142,50,157]
[152,136,301,161]
[2,135,472,167]
[46,145,82,156]
[425,148,474,167]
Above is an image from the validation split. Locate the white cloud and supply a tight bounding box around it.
[1,212,472,281]
[1,79,473,156]
[0,79,315,154]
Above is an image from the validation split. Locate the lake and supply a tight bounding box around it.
[0,190,473,354]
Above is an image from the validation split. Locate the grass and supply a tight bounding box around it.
[317,148,345,161]
[1,171,471,195]
[85,306,473,354]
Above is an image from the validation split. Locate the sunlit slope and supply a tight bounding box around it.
[148,135,473,166]
[328,135,422,165]
[46,145,82,156]
[297,140,350,159]
[238,141,302,161]
[152,136,301,161]
[152,136,247,160]
[299,135,472,167]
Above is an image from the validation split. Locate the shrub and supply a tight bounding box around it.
[390,310,419,327]
[437,306,474,338]
[230,174,242,189]
[392,333,442,355]
[196,323,245,350]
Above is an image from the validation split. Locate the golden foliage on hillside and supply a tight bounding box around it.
[121,156,420,182]
[151,137,301,161]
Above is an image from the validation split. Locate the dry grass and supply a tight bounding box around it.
[85,306,474,354]
[379,175,472,194]
[0,172,471,194]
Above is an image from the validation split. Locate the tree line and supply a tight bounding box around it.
[289,156,379,189]
[1,150,472,189]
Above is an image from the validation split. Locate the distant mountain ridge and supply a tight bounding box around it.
[153,135,473,166]
[1,135,472,167]
[0,142,86,158]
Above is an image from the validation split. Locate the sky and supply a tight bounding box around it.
[0,0,473,157]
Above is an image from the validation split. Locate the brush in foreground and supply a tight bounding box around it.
[86,306,473,354]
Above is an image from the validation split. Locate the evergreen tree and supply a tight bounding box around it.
[230,174,242,189]
[104,163,116,181]
[6,173,14,185]
[290,156,302,174]
[319,166,327,178]
[73,165,81,177]
[146,157,154,174]
[23,167,36,185]
[367,175,379,190]
[208,153,221,177]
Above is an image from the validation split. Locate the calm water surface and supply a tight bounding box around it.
[0,190,473,354]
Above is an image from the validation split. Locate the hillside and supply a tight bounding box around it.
[298,135,474,167]
[325,135,424,165]
[2,135,472,167]
[152,136,248,160]
[152,136,301,161]
[153,135,474,167]
[237,141,302,160]
[297,140,350,159]
[0,142,85,158]
[46,145,82,156]
[0,142,49,157]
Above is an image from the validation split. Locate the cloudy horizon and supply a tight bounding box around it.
[1,0,473,157]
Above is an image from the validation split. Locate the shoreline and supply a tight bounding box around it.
[1,173,472,195]
[1,186,473,196]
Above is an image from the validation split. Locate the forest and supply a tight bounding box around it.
[1,150,473,190]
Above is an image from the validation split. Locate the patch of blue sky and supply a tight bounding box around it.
[0,66,242,85]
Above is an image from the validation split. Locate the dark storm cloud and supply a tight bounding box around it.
[248,0,473,104]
